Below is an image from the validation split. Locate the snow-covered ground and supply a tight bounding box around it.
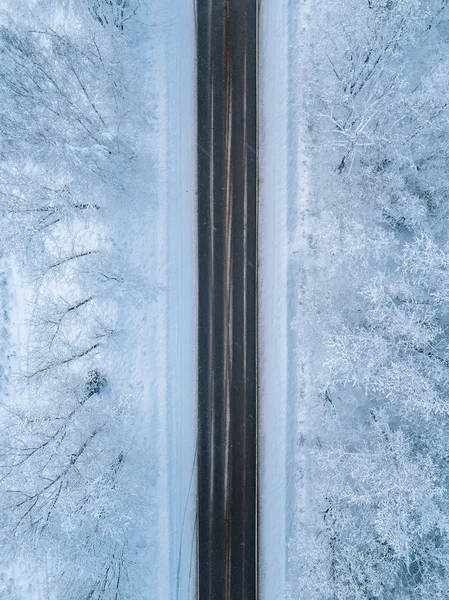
[259,1,289,597]
[107,1,197,596]
[259,0,312,597]
[147,1,197,598]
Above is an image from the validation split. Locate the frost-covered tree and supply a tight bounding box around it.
[290,1,449,598]
[0,372,150,598]
[0,4,134,260]
[86,0,138,31]
[0,1,152,597]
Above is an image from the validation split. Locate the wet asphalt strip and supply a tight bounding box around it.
[197,1,258,598]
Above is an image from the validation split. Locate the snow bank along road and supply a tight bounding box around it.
[259,0,307,598]
[196,1,258,598]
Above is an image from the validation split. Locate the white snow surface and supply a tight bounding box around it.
[259,0,312,598]
[116,2,197,597]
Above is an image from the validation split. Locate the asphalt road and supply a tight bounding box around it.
[196,1,258,599]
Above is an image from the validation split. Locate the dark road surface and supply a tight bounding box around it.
[196,1,258,599]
